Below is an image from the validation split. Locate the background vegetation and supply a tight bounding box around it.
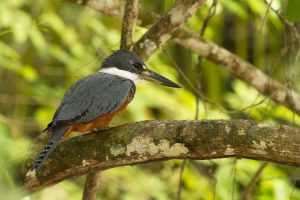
[1,0,300,199]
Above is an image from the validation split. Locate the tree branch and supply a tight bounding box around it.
[172,29,300,115]
[82,171,101,200]
[132,0,205,59]
[21,120,300,192]
[66,0,300,115]
[241,162,268,200]
[120,0,139,50]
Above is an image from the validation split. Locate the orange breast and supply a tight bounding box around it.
[63,96,131,138]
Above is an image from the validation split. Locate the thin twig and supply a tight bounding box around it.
[177,160,187,200]
[242,162,268,200]
[231,159,237,200]
[162,47,216,106]
[82,171,102,200]
[196,0,217,118]
[263,0,300,41]
[259,0,273,33]
[200,0,217,36]
[262,0,300,72]
[120,0,139,50]
[163,47,266,116]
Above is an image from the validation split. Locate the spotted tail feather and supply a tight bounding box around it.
[32,126,69,171]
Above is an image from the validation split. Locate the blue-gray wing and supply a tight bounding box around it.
[49,72,135,129]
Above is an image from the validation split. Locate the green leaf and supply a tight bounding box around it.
[286,0,300,22]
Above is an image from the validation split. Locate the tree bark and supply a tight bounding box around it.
[120,0,139,50]
[21,120,300,193]
[132,0,205,59]
[82,172,101,200]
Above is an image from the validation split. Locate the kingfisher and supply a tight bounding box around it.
[32,50,181,171]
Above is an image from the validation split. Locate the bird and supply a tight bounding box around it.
[32,49,181,171]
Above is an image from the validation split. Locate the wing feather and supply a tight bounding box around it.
[49,72,135,129]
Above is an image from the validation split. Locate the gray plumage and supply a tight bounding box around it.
[49,72,135,129]
[32,72,135,170]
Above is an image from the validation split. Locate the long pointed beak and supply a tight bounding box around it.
[140,69,181,88]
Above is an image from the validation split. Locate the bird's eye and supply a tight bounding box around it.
[133,62,144,70]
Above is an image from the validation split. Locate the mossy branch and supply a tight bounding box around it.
[21,120,300,192]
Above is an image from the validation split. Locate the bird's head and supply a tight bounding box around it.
[100,50,181,88]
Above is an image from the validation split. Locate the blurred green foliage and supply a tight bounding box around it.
[286,0,300,22]
[1,0,300,199]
